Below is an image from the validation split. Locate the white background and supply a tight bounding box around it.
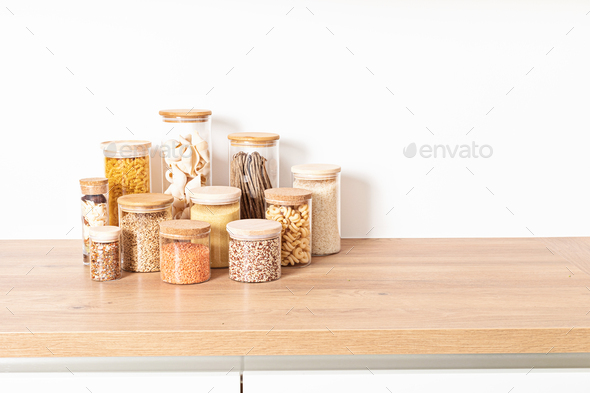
[1,0,589,239]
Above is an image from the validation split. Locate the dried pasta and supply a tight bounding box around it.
[105,156,150,226]
[265,203,311,266]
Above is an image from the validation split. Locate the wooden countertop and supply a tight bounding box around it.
[1,238,590,358]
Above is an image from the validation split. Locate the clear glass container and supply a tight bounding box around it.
[118,193,174,273]
[228,132,279,219]
[159,219,211,285]
[159,109,212,219]
[89,226,121,282]
[226,219,282,283]
[80,177,109,265]
[292,164,341,255]
[101,140,152,226]
[264,188,312,267]
[189,186,241,269]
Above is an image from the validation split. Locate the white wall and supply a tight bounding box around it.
[1,0,589,239]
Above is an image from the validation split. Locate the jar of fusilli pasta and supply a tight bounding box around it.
[264,188,312,267]
[101,140,152,226]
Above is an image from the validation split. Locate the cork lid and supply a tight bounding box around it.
[264,188,312,205]
[160,219,210,238]
[228,132,280,147]
[189,186,241,205]
[100,140,152,158]
[226,219,282,240]
[159,109,212,123]
[89,226,120,242]
[80,177,108,195]
[118,193,174,210]
[292,164,341,177]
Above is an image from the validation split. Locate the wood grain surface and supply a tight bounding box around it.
[1,238,589,357]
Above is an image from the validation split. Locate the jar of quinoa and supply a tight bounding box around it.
[89,226,121,282]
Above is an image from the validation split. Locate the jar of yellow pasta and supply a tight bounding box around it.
[264,188,312,267]
[101,140,152,226]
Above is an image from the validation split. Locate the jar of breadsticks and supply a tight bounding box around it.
[228,132,279,220]
[264,188,312,267]
[101,140,152,226]
[160,109,212,219]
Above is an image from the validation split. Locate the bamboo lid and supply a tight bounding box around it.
[226,219,282,240]
[118,193,174,209]
[228,132,279,146]
[100,140,152,159]
[80,177,108,195]
[159,109,212,123]
[160,219,210,237]
[89,226,121,242]
[189,186,241,205]
[291,164,341,176]
[264,188,312,205]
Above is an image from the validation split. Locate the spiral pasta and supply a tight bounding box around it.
[105,156,150,226]
[265,203,311,266]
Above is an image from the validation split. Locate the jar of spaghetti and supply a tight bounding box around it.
[101,140,152,226]
[228,133,279,219]
[264,188,312,267]
[80,177,109,265]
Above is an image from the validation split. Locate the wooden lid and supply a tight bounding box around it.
[291,164,341,176]
[264,188,312,205]
[227,132,280,144]
[159,109,211,123]
[89,226,120,242]
[118,193,174,209]
[226,219,282,240]
[160,219,210,237]
[100,140,152,158]
[80,177,108,194]
[189,186,241,205]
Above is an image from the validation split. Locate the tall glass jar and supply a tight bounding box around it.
[89,226,121,282]
[226,219,282,283]
[118,193,173,273]
[101,140,152,226]
[292,164,341,255]
[264,188,312,267]
[80,177,109,265]
[228,132,279,219]
[189,186,241,269]
[159,109,212,219]
[159,219,211,285]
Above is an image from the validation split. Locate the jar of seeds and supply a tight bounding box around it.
[80,177,109,265]
[226,219,282,283]
[118,193,173,272]
[89,226,121,282]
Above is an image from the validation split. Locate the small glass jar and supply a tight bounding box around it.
[228,132,279,219]
[80,177,109,265]
[292,164,341,255]
[189,186,241,269]
[264,188,312,267]
[101,140,152,226]
[159,219,211,284]
[118,193,173,273]
[226,219,282,283]
[89,226,121,282]
[160,109,212,219]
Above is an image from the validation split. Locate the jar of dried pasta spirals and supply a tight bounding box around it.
[101,140,152,226]
[264,188,312,267]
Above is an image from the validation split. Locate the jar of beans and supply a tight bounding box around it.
[80,177,109,265]
[89,226,121,282]
[226,219,282,283]
[264,188,312,267]
[159,219,211,285]
[118,193,173,273]
[100,140,152,226]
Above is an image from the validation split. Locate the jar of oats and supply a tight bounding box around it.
[291,164,341,255]
[101,140,152,226]
[190,186,241,269]
[159,220,211,285]
[264,188,312,267]
[226,219,282,283]
[118,193,173,273]
[80,177,109,265]
[89,226,121,282]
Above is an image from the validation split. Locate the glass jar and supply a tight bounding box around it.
[292,164,341,255]
[159,219,211,284]
[118,193,173,273]
[159,109,212,219]
[264,188,312,267]
[89,226,121,282]
[189,186,241,269]
[80,177,109,265]
[101,140,152,226]
[228,132,279,219]
[226,219,282,283]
